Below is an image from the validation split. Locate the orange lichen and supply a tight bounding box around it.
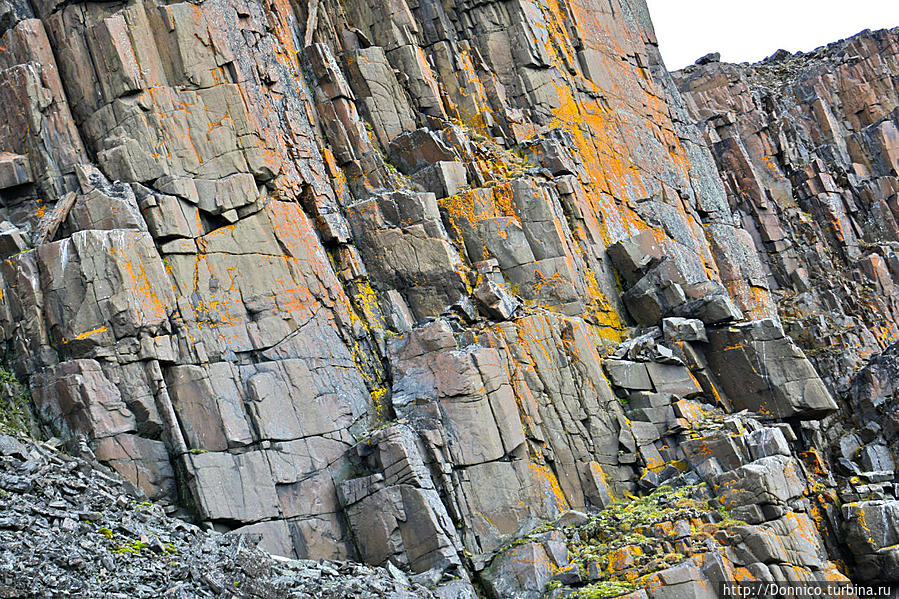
[528,462,571,512]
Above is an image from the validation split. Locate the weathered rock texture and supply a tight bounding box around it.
[675,30,899,392]
[0,0,897,592]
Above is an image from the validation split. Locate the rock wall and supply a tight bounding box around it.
[674,30,899,392]
[0,0,897,592]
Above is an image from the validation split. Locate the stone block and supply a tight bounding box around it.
[165,363,252,451]
[645,363,702,397]
[607,232,664,284]
[94,433,175,500]
[662,317,707,343]
[481,542,552,599]
[747,427,791,460]
[0,153,32,189]
[32,359,135,441]
[473,280,520,321]
[604,360,652,390]
[185,450,279,523]
[706,320,838,419]
[412,161,468,198]
[712,455,806,508]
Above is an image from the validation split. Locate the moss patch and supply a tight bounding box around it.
[0,367,33,435]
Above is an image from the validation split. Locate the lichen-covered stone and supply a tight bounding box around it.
[1,0,897,593]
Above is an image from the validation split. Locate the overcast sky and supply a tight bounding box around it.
[645,1,899,71]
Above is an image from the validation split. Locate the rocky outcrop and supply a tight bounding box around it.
[671,31,899,593]
[0,0,779,566]
[476,330,852,598]
[0,0,897,592]
[674,30,899,393]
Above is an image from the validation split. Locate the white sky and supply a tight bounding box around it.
[645,1,899,71]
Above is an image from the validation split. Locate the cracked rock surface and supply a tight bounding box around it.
[0,0,897,593]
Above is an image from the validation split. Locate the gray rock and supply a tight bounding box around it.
[549,564,581,585]
[0,153,32,189]
[0,221,28,259]
[184,450,279,524]
[662,317,708,343]
[711,455,806,507]
[607,232,664,284]
[860,444,895,473]
[747,427,791,460]
[554,510,590,528]
[433,580,479,599]
[0,431,440,597]
[645,362,702,397]
[604,360,653,390]
[706,320,838,419]
[0,434,26,459]
[481,542,552,599]
[473,280,521,321]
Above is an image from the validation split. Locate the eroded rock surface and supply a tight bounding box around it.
[0,0,897,593]
[675,30,899,393]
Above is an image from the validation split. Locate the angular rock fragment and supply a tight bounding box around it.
[0,153,32,189]
[607,232,664,285]
[604,359,653,390]
[706,320,838,419]
[711,455,806,508]
[663,317,708,343]
[184,450,279,524]
[480,542,552,599]
[473,280,520,321]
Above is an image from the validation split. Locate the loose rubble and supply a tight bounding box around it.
[0,429,437,598]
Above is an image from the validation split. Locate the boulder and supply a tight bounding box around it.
[645,363,702,397]
[481,542,552,599]
[604,360,653,390]
[473,280,521,321]
[0,153,32,189]
[712,455,806,508]
[662,317,708,343]
[184,451,279,524]
[746,427,791,460]
[843,501,899,580]
[607,232,664,284]
[706,320,838,419]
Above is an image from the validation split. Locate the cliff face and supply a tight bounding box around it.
[0,0,897,593]
[675,30,899,392]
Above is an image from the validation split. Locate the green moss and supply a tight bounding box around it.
[580,484,704,541]
[0,367,34,435]
[714,502,747,528]
[96,528,113,539]
[560,484,717,593]
[717,517,747,529]
[573,580,636,598]
[112,540,148,554]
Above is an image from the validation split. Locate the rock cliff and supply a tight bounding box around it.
[0,0,896,593]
